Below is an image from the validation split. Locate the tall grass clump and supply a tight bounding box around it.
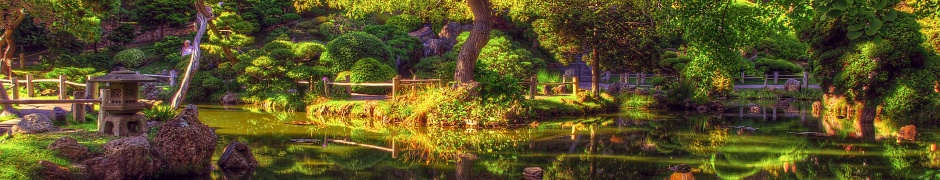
[143,105,179,121]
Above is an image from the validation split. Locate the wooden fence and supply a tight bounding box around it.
[521,76,579,99]
[319,75,442,98]
[739,71,810,88]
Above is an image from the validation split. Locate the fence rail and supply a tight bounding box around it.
[318,75,442,98]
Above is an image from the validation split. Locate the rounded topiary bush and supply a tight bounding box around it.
[350,58,397,94]
[292,42,325,61]
[754,58,802,74]
[325,32,392,72]
[114,48,148,68]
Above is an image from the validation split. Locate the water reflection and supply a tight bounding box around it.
[196,101,938,179]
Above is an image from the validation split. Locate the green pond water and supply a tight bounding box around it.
[197,101,940,179]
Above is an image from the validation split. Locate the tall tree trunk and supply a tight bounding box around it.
[453,0,494,83]
[170,1,210,108]
[856,102,877,141]
[4,39,14,78]
[590,47,600,96]
[0,10,25,116]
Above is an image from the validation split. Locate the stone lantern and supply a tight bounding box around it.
[89,70,156,136]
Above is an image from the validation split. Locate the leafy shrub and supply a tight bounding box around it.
[455,31,544,79]
[113,48,148,68]
[648,76,668,86]
[475,66,525,104]
[753,58,802,74]
[363,25,423,70]
[659,53,691,74]
[323,32,392,72]
[143,105,179,121]
[752,34,809,61]
[44,67,106,83]
[385,14,423,32]
[282,13,301,22]
[292,42,326,61]
[414,52,457,79]
[350,58,397,94]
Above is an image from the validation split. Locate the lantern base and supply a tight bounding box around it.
[99,113,148,136]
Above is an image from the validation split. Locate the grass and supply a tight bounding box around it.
[732,88,823,100]
[0,119,113,179]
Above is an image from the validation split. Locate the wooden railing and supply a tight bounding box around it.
[521,76,579,99]
[739,71,810,88]
[320,75,442,98]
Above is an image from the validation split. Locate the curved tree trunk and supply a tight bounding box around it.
[0,10,26,116]
[170,1,210,108]
[856,102,877,141]
[453,0,494,84]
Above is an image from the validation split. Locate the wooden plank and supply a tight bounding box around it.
[328,82,395,87]
[0,99,101,104]
[64,81,86,87]
[529,76,536,99]
[392,75,400,98]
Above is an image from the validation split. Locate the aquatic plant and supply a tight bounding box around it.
[143,105,179,122]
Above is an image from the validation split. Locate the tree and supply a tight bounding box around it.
[531,0,660,95]
[658,0,798,99]
[106,24,136,47]
[294,0,533,84]
[799,0,940,139]
[132,0,191,38]
[0,0,114,115]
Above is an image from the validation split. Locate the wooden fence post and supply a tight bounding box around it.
[25,74,33,97]
[640,72,647,85]
[11,77,18,100]
[740,72,745,83]
[529,76,536,99]
[392,75,401,99]
[85,75,97,99]
[773,71,779,84]
[763,75,768,88]
[19,53,25,69]
[344,75,351,95]
[72,91,86,123]
[802,72,809,89]
[98,89,109,133]
[572,76,579,96]
[58,75,67,100]
[323,78,331,97]
[634,73,640,87]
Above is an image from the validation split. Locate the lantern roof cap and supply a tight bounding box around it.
[88,70,157,83]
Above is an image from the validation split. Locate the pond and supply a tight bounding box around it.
[197,101,940,179]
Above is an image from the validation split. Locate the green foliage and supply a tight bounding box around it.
[414,52,457,80]
[323,32,393,72]
[752,34,809,61]
[536,70,563,83]
[363,25,423,69]
[813,0,901,41]
[456,31,544,79]
[350,58,397,94]
[474,66,525,104]
[292,42,326,62]
[385,14,423,32]
[44,67,106,83]
[143,105,179,122]
[801,10,940,122]
[752,58,803,74]
[132,0,191,31]
[659,53,691,74]
[113,48,148,68]
[106,24,136,46]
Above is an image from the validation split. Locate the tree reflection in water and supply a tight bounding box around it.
[194,103,939,179]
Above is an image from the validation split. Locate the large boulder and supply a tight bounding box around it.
[40,160,73,180]
[523,167,543,180]
[552,85,567,95]
[11,113,56,134]
[151,104,217,177]
[607,82,622,94]
[784,79,801,92]
[217,142,259,170]
[221,92,239,105]
[48,137,92,161]
[84,135,155,180]
[898,125,916,141]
